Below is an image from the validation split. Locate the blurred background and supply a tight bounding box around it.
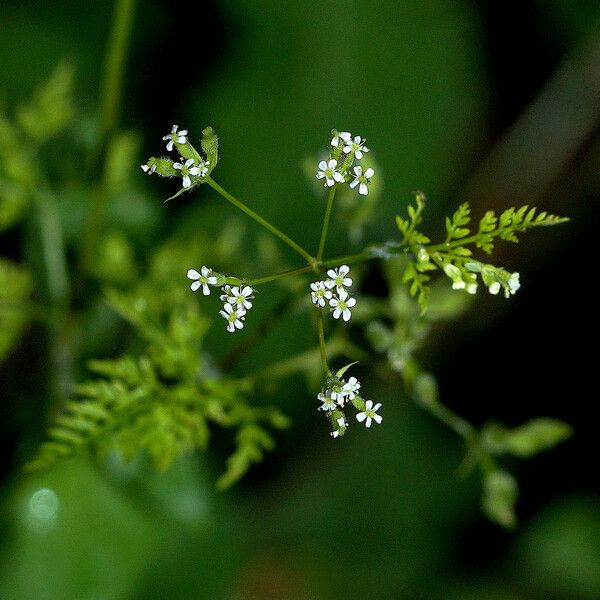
[1,0,599,598]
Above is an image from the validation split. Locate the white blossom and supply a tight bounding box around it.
[187,265,218,295]
[219,303,246,332]
[162,124,188,151]
[489,281,501,295]
[349,165,374,196]
[343,135,369,159]
[356,400,382,428]
[310,281,332,307]
[317,391,337,412]
[224,285,254,310]
[173,158,201,188]
[316,159,345,187]
[342,376,361,400]
[336,416,346,429]
[141,163,156,175]
[507,272,521,297]
[329,288,356,322]
[324,265,352,293]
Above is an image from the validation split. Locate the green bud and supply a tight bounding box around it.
[143,156,178,178]
[201,126,219,167]
[482,469,518,528]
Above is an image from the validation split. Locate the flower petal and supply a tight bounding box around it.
[187,269,200,280]
[190,280,201,291]
[364,168,374,178]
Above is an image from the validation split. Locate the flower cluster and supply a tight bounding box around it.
[442,260,521,299]
[310,264,357,321]
[187,266,255,333]
[317,370,382,438]
[141,125,215,192]
[315,129,374,196]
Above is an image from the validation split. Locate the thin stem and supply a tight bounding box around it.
[321,250,377,269]
[247,264,314,286]
[317,185,337,261]
[206,177,314,263]
[317,311,329,375]
[421,399,475,440]
[99,0,137,138]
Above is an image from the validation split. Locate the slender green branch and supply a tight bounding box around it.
[420,399,475,440]
[206,177,315,263]
[317,311,329,375]
[321,250,378,269]
[247,265,314,286]
[99,0,137,138]
[317,185,337,261]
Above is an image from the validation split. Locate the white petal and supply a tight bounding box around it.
[187,269,200,280]
[356,412,366,423]
[324,290,332,299]
[332,308,341,319]
[201,266,210,276]
[179,129,188,136]
[202,283,210,295]
[173,162,183,170]
[171,125,178,133]
[162,135,171,141]
[365,417,372,428]
[373,403,382,411]
[340,132,352,142]
[326,177,334,187]
[362,146,369,153]
[355,150,363,160]
[339,265,349,275]
[227,322,235,332]
[223,303,233,314]
[333,171,345,183]
[219,310,228,319]
[359,183,368,196]
[167,140,174,151]
[342,277,352,286]
[234,319,244,329]
[176,135,187,143]
[188,167,200,175]
[365,400,373,410]
[346,297,356,307]
[349,178,359,189]
[190,281,201,291]
[329,298,339,307]
[324,280,335,289]
[316,171,325,179]
[353,166,362,176]
[141,164,149,172]
[318,160,328,170]
[241,286,253,296]
[338,288,348,301]
[331,136,339,147]
[185,158,194,167]
[342,309,351,321]
[182,175,191,188]
[373,414,382,424]
[343,145,352,154]
[327,159,338,168]
[364,168,374,178]
[207,276,218,284]
[310,282,319,291]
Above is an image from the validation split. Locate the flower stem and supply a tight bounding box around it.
[317,311,329,375]
[247,265,314,286]
[206,177,315,263]
[316,185,337,261]
[99,0,137,138]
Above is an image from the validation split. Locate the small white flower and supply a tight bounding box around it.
[187,265,218,295]
[226,285,254,310]
[508,272,520,296]
[337,416,346,429]
[356,400,382,428]
[488,281,501,295]
[316,159,345,187]
[219,303,246,332]
[325,265,352,293]
[342,376,361,400]
[173,158,201,188]
[343,135,369,159]
[141,163,156,175]
[329,288,357,322]
[162,124,188,151]
[317,391,337,412]
[466,281,478,295]
[349,165,374,196]
[310,281,333,307]
[331,430,340,439]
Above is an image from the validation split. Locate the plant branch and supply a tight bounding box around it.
[316,185,337,261]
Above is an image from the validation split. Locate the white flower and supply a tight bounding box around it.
[187,265,218,295]
[507,272,520,297]
[173,158,201,188]
[141,163,156,175]
[329,288,356,322]
[488,281,501,295]
[219,303,246,332]
[349,165,374,196]
[310,281,332,307]
[337,416,346,429]
[466,280,478,295]
[342,376,361,400]
[316,159,345,187]
[331,131,352,148]
[317,391,337,412]
[343,135,369,159]
[226,285,254,310]
[162,124,188,151]
[356,400,382,428]
[324,265,352,293]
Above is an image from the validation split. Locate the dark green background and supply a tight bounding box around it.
[1,1,599,598]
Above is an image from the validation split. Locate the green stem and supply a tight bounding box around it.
[421,399,475,440]
[316,185,337,261]
[317,311,329,375]
[99,0,137,138]
[247,265,314,286]
[206,177,315,263]
[321,250,377,269]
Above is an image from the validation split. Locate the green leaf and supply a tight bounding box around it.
[482,469,519,529]
[335,361,359,379]
[445,202,471,242]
